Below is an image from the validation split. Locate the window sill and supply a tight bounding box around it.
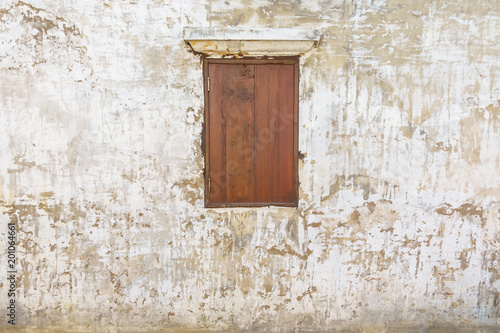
[206,202,298,208]
[183,27,320,57]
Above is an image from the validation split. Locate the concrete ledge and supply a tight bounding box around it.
[183,27,320,56]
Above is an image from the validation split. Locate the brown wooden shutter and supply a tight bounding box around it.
[205,59,298,207]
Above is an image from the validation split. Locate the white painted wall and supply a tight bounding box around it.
[0,0,499,331]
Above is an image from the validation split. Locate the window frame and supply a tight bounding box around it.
[203,57,300,208]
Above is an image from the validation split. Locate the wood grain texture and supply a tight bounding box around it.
[255,64,295,203]
[206,59,298,206]
[224,64,255,203]
[208,63,227,203]
[277,64,295,202]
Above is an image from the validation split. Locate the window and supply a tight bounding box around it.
[203,58,299,207]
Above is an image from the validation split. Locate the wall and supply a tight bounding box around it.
[0,0,499,332]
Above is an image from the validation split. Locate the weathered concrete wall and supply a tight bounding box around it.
[0,0,499,332]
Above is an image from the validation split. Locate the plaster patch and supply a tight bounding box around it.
[493,279,500,292]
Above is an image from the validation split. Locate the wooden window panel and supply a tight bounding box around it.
[255,64,295,203]
[204,58,298,207]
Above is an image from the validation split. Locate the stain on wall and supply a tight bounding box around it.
[0,0,499,332]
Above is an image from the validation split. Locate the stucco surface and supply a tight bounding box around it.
[0,0,499,332]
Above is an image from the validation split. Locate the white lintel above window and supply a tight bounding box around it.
[183,27,321,57]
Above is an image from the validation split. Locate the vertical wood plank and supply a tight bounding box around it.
[294,61,299,205]
[255,64,294,203]
[255,65,279,202]
[277,64,295,202]
[224,64,255,203]
[208,63,227,204]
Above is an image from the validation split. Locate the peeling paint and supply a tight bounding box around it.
[0,0,499,332]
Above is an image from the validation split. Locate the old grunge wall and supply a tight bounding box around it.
[0,0,499,332]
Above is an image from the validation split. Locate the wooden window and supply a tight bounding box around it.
[204,58,299,207]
